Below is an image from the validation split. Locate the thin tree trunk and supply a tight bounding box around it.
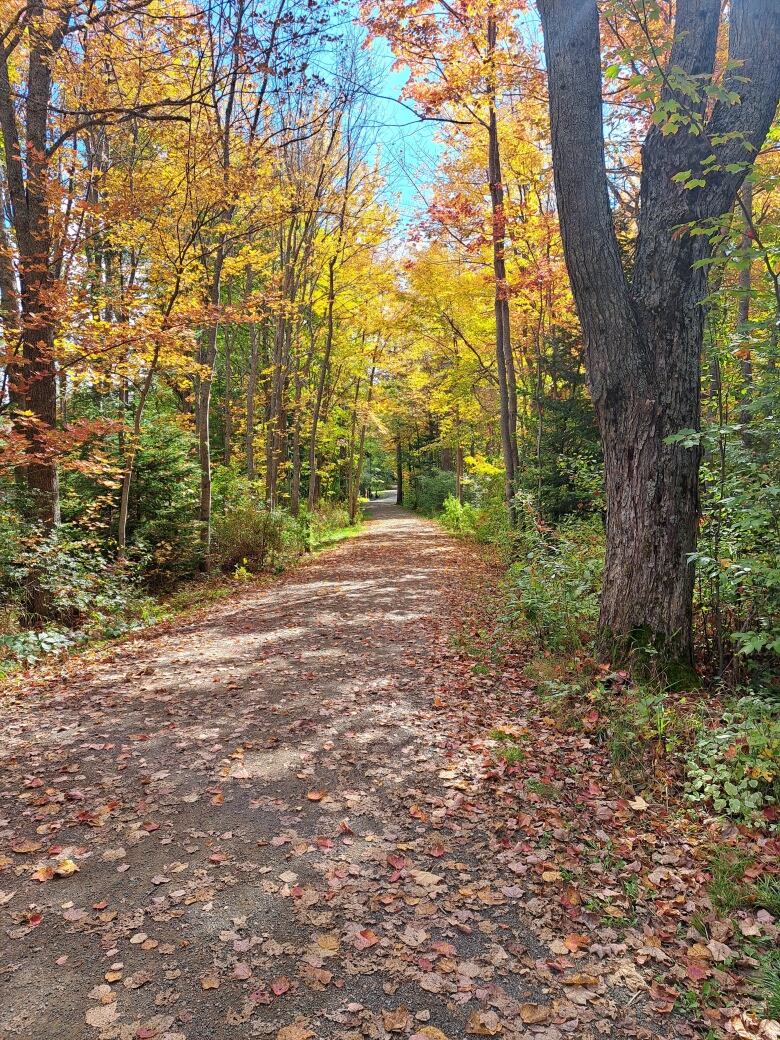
[247,322,258,482]
[266,310,288,508]
[396,437,403,505]
[290,351,303,516]
[117,347,160,557]
[486,14,519,521]
[197,320,219,560]
[737,179,753,426]
[350,364,376,522]
[223,327,232,466]
[308,255,337,512]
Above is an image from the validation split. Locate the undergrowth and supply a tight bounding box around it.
[0,501,362,679]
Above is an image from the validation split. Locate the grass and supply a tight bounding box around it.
[707,847,755,912]
[497,745,526,765]
[488,728,528,766]
[525,778,558,800]
[758,951,780,1019]
[753,875,780,917]
[703,846,780,1020]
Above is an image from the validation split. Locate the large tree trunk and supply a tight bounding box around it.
[538,0,780,666]
[0,6,63,532]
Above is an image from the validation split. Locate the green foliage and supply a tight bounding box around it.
[309,500,357,546]
[505,516,604,652]
[212,472,357,573]
[126,414,201,586]
[685,413,780,677]
[439,494,478,533]
[408,467,456,515]
[0,525,156,673]
[685,696,780,830]
[213,502,299,572]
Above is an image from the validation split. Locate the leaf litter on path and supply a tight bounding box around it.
[0,499,777,1039]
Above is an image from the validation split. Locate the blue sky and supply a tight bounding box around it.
[362,36,441,223]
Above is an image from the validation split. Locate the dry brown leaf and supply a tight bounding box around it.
[383,1006,412,1033]
[277,1025,314,1040]
[562,972,601,986]
[11,839,42,854]
[466,1010,502,1036]
[687,943,713,962]
[519,1003,552,1025]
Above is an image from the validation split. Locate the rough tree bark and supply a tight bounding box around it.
[537,0,780,666]
[0,2,65,531]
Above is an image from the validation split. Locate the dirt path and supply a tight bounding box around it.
[0,498,705,1039]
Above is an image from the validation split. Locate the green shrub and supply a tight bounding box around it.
[505,516,604,652]
[0,526,156,672]
[213,502,301,572]
[309,500,355,545]
[409,468,456,515]
[126,415,201,585]
[685,695,780,830]
[440,494,478,534]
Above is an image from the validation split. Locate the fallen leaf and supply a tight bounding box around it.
[519,1004,552,1025]
[687,943,713,962]
[466,1010,502,1036]
[11,838,43,854]
[563,972,601,986]
[277,1025,314,1040]
[383,1006,412,1033]
[271,975,291,995]
[85,1005,119,1030]
[353,928,379,950]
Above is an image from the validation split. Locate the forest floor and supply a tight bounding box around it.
[0,495,776,1040]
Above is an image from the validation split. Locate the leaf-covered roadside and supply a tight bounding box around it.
[431,538,780,1038]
